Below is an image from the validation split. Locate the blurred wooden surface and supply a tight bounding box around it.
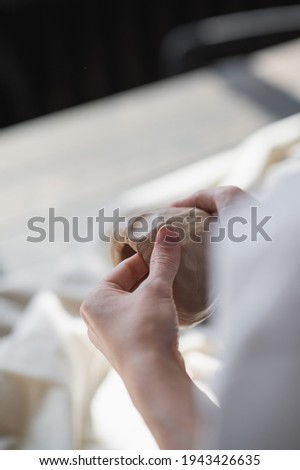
[0,39,299,271]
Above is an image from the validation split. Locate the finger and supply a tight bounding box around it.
[104,253,148,292]
[148,226,181,290]
[172,187,256,214]
[171,190,218,214]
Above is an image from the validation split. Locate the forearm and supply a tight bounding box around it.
[121,352,202,449]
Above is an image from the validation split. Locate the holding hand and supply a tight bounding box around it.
[81,226,201,449]
[81,226,183,377]
[81,186,253,448]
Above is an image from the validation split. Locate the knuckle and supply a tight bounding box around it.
[152,250,177,268]
[80,292,102,319]
[223,186,242,197]
[216,186,243,207]
[191,190,204,201]
[151,259,178,280]
[80,298,93,318]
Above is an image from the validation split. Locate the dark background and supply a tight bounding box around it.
[0,0,299,128]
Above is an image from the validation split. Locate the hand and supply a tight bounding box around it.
[80,226,183,377]
[172,186,256,215]
[81,226,201,449]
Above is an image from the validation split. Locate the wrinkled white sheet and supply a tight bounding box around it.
[0,114,299,449]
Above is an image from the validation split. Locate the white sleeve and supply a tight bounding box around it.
[207,172,300,449]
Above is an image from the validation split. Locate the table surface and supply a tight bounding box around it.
[0,39,300,271]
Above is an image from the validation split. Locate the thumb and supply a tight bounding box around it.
[148,226,181,290]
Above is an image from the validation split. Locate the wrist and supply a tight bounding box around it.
[119,345,184,382]
[120,350,200,449]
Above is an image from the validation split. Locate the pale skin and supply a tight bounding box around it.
[81,186,250,449]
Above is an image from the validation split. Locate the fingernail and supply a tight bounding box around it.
[156,226,179,245]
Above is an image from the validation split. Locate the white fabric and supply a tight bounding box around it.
[206,169,300,449]
[0,292,109,449]
[0,114,300,449]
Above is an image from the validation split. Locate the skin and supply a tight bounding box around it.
[81,186,250,449]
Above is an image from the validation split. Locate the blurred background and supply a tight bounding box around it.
[0,0,300,450]
[1,0,300,128]
[0,0,300,272]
